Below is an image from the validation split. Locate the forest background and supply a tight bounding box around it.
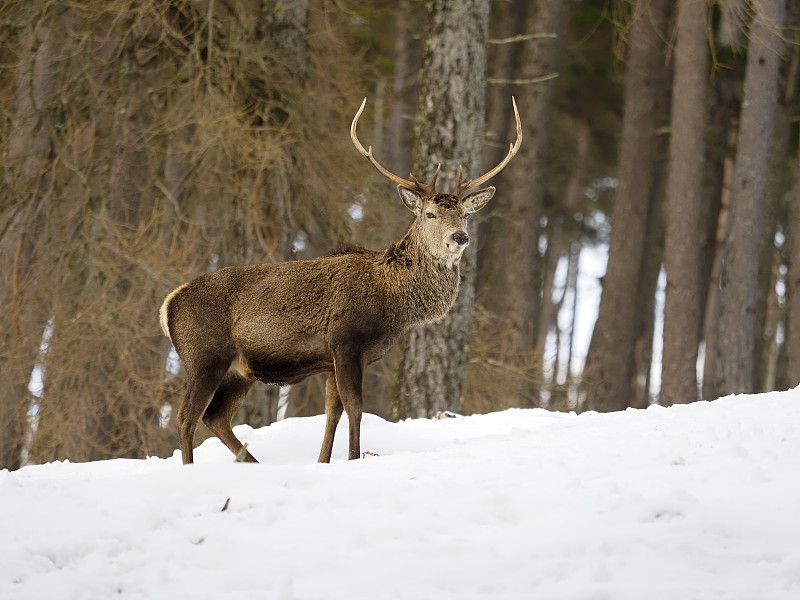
[1,0,799,470]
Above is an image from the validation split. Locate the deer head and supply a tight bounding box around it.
[350,97,522,262]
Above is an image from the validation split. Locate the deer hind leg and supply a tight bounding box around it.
[202,373,257,462]
[177,364,229,464]
[318,374,344,463]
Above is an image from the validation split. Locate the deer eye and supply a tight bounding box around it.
[426,212,436,219]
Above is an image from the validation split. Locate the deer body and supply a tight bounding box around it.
[161,98,521,464]
[164,233,461,388]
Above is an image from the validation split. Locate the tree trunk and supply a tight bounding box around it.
[776,8,800,392]
[392,0,490,419]
[477,0,573,408]
[582,0,671,412]
[713,0,787,398]
[632,169,667,408]
[701,78,739,401]
[0,205,50,470]
[660,0,710,406]
[781,144,800,390]
[756,91,793,393]
[757,0,800,392]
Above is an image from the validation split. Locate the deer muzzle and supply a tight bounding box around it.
[452,231,469,247]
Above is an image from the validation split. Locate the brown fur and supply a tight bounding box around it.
[161,191,495,464]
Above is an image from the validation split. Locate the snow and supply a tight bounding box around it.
[2,389,800,600]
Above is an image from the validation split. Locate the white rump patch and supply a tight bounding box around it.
[159,283,189,338]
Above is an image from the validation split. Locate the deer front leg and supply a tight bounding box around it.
[318,374,344,463]
[332,349,364,460]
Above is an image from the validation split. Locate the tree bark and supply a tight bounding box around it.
[392,0,490,419]
[756,0,800,392]
[582,0,671,412]
[700,77,739,402]
[660,0,710,406]
[776,6,800,392]
[477,0,573,408]
[632,166,667,408]
[713,0,787,398]
[781,145,800,390]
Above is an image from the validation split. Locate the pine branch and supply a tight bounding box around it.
[488,73,559,85]
[488,33,558,44]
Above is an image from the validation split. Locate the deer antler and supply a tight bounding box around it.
[351,98,440,197]
[456,97,522,197]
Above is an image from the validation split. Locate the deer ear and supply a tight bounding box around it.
[461,186,496,213]
[397,185,424,213]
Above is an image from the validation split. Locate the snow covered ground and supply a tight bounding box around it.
[2,389,799,600]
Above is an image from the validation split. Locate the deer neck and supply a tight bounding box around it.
[378,223,461,326]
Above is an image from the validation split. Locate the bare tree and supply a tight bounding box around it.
[781,145,800,390]
[776,4,800,391]
[582,0,672,412]
[755,0,800,392]
[713,0,787,398]
[477,0,574,408]
[660,0,710,406]
[393,0,492,419]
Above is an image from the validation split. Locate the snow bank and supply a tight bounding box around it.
[2,389,799,599]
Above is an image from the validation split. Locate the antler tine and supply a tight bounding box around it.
[456,97,522,196]
[351,98,417,189]
[411,163,441,196]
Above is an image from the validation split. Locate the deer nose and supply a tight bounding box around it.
[452,231,469,246]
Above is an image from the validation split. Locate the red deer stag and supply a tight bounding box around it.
[160,97,522,463]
